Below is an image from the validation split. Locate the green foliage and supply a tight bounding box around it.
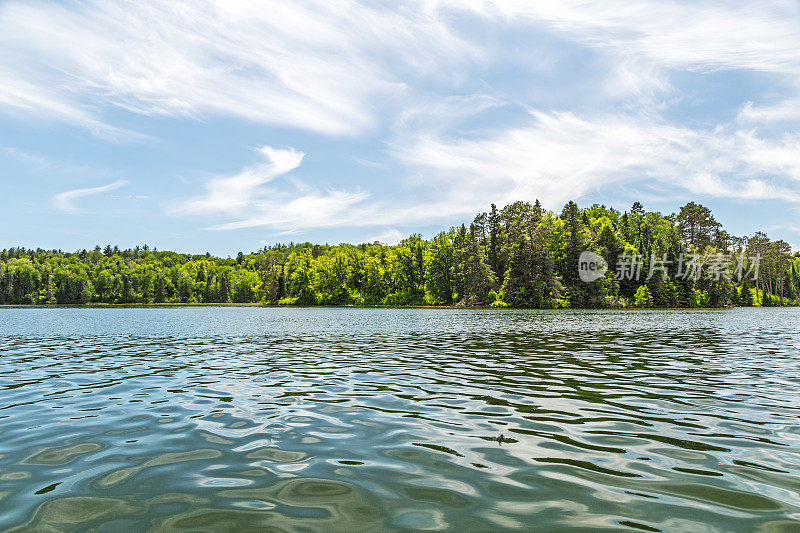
[633,285,653,308]
[424,232,454,305]
[0,200,796,309]
[693,289,709,307]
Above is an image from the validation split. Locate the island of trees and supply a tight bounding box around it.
[2,201,798,308]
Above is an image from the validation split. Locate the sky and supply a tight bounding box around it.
[1,0,799,256]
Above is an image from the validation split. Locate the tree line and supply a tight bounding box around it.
[1,200,798,308]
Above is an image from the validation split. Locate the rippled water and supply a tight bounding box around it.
[1,307,799,532]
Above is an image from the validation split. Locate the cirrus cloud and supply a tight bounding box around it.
[174,145,376,231]
[392,108,800,212]
[53,180,129,212]
[0,0,476,136]
[2,0,799,250]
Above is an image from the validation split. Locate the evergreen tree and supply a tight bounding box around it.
[155,275,166,303]
[488,203,501,278]
[0,202,795,309]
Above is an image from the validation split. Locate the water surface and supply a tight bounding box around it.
[1,307,799,531]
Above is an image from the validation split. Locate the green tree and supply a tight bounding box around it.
[634,285,653,308]
[424,232,454,305]
[676,202,719,249]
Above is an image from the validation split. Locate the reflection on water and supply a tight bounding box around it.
[1,307,799,531]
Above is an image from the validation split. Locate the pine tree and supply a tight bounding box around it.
[488,203,501,278]
[155,275,166,303]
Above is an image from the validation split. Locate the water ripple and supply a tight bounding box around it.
[1,307,799,531]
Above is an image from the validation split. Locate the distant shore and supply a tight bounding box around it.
[1,302,463,309]
[2,303,794,310]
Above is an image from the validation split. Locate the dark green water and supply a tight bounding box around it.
[1,307,799,532]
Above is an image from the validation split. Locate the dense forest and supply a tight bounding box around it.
[2,201,799,308]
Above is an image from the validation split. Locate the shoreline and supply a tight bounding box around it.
[1,302,465,309]
[1,303,795,310]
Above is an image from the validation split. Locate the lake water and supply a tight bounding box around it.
[0,307,799,532]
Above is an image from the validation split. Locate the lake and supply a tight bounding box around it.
[0,307,799,531]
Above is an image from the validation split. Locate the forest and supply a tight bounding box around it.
[2,200,799,308]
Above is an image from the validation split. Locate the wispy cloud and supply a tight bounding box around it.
[0,67,148,141]
[53,180,128,212]
[1,146,50,169]
[440,0,800,110]
[2,145,112,176]
[392,108,800,213]
[174,143,479,233]
[175,145,377,231]
[173,106,800,235]
[447,0,800,74]
[5,0,800,244]
[738,98,800,124]
[175,146,305,215]
[367,228,406,245]
[209,189,373,231]
[1,0,797,138]
[0,0,475,137]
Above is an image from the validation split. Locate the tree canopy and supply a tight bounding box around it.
[2,201,797,308]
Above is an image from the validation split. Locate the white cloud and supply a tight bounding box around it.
[735,131,800,181]
[175,145,378,231]
[1,0,798,138]
[7,0,800,239]
[174,110,800,235]
[53,180,128,212]
[738,98,800,124]
[445,0,800,74]
[0,0,475,136]
[436,0,800,110]
[367,228,406,245]
[175,146,305,215]
[392,109,800,214]
[174,142,486,232]
[0,67,147,141]
[209,189,373,231]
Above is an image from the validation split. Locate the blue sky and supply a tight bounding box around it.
[1,0,799,255]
